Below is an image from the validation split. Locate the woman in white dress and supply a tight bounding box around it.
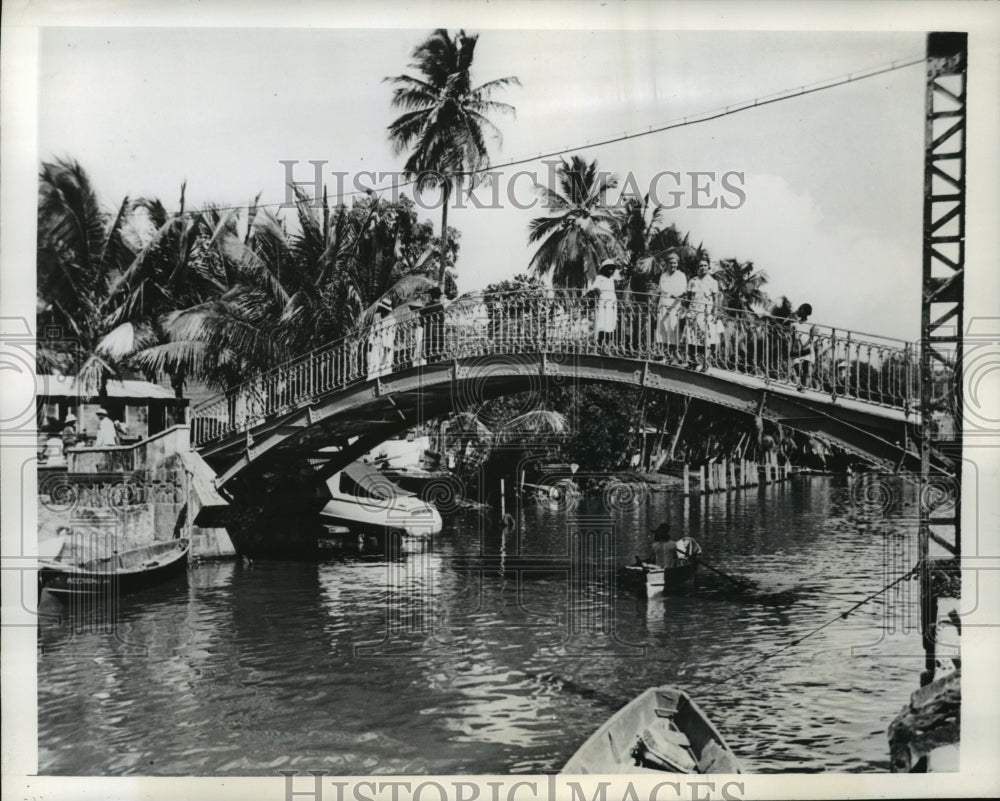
[655,250,687,358]
[367,299,396,380]
[686,255,720,370]
[588,259,622,350]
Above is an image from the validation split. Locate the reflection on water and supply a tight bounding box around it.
[38,476,923,774]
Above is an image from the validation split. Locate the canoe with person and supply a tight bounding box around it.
[623,522,702,596]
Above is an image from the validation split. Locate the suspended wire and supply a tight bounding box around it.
[145,53,925,219]
[457,54,926,176]
[689,561,922,691]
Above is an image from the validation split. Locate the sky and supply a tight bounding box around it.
[35,27,940,340]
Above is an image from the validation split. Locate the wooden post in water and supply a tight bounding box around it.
[730,460,737,491]
[683,464,690,496]
[720,459,728,492]
[699,465,706,495]
[500,478,506,519]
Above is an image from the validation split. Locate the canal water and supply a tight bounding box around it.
[38,475,924,775]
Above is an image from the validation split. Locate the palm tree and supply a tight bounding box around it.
[37,158,135,396]
[135,192,457,390]
[714,257,768,317]
[614,194,690,293]
[528,155,622,288]
[346,195,456,326]
[135,189,356,389]
[385,29,519,289]
[100,186,232,396]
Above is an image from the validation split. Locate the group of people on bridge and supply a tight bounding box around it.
[587,252,823,389]
[192,257,918,447]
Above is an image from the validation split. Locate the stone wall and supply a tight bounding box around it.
[38,470,184,561]
[40,424,235,561]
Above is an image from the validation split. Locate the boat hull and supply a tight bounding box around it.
[624,562,697,596]
[562,686,741,774]
[40,539,190,597]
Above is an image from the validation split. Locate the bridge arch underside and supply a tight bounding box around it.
[197,353,921,487]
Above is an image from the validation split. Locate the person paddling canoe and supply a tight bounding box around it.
[649,522,678,568]
[676,535,703,564]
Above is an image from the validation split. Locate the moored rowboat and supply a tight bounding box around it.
[40,538,190,597]
[562,686,741,774]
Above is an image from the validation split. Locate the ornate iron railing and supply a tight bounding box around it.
[191,290,937,447]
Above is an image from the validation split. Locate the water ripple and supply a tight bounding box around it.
[38,476,922,774]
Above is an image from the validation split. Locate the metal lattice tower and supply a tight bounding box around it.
[919,31,965,684]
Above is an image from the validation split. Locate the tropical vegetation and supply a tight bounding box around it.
[527,155,622,288]
[37,159,458,396]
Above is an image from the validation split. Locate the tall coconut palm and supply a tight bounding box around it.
[385,29,519,289]
[37,158,135,395]
[528,155,622,288]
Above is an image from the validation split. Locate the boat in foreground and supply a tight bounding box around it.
[40,538,190,597]
[623,561,697,596]
[563,686,741,774]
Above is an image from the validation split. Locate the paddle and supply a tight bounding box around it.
[693,557,754,590]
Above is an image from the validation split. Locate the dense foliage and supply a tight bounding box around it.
[37,160,458,395]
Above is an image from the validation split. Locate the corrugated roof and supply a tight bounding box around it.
[37,374,180,401]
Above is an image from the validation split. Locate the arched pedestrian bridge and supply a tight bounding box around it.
[190,290,948,487]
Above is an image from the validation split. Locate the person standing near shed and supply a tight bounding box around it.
[94,407,119,447]
[61,413,79,449]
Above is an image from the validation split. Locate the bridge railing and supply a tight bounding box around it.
[191,289,935,447]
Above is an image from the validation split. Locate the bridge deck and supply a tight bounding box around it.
[188,291,950,483]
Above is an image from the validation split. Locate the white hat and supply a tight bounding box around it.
[64,413,77,424]
[96,407,108,416]
[600,258,618,269]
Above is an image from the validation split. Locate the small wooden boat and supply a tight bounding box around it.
[562,687,741,774]
[623,561,697,596]
[40,539,190,597]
